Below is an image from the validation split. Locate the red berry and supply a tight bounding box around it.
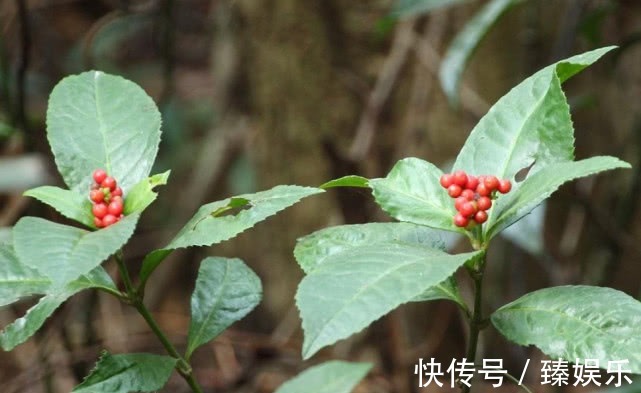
[112,187,123,197]
[461,189,475,201]
[453,213,469,228]
[447,184,462,198]
[477,196,492,211]
[94,217,104,228]
[454,196,467,212]
[453,170,468,187]
[90,182,100,190]
[498,179,512,194]
[108,200,123,216]
[90,189,104,203]
[484,176,499,191]
[111,195,123,204]
[465,175,479,191]
[102,214,117,227]
[476,183,491,197]
[93,169,107,184]
[101,176,117,190]
[474,210,488,224]
[459,201,478,217]
[92,203,108,219]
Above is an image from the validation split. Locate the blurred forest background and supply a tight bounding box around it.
[1,0,641,392]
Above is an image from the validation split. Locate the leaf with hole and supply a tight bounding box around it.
[72,352,177,393]
[296,243,479,358]
[123,170,170,215]
[492,286,641,373]
[13,214,139,289]
[274,361,372,393]
[186,257,262,359]
[139,185,323,285]
[46,71,161,193]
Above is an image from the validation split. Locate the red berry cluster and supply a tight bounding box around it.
[90,169,124,228]
[440,170,512,228]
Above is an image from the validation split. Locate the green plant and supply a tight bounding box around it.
[0,71,325,392]
[294,47,639,391]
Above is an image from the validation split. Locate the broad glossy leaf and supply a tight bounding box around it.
[320,175,369,189]
[413,275,463,304]
[440,0,522,104]
[294,222,449,274]
[0,245,50,307]
[186,257,262,359]
[492,286,641,373]
[46,71,161,193]
[1,267,116,350]
[487,156,629,239]
[297,243,479,358]
[140,185,323,284]
[123,171,170,215]
[391,0,470,19]
[274,361,372,393]
[73,352,176,393]
[13,214,139,288]
[369,158,459,232]
[454,47,615,178]
[24,186,94,227]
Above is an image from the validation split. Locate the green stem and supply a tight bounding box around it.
[462,252,487,393]
[115,253,204,393]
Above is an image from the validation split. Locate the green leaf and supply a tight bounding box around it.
[294,222,449,274]
[274,361,372,393]
[24,186,94,227]
[487,156,630,239]
[296,243,479,358]
[413,275,463,304]
[369,158,459,233]
[123,171,170,215]
[0,245,50,307]
[453,46,615,179]
[73,352,176,393]
[186,257,262,359]
[320,175,369,189]
[13,214,139,289]
[140,185,323,285]
[492,285,641,373]
[439,0,522,104]
[1,267,117,351]
[46,71,161,193]
[391,0,470,19]
[501,202,546,256]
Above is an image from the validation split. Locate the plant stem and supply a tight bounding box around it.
[115,253,204,393]
[462,252,487,393]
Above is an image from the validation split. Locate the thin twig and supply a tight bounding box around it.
[348,20,417,161]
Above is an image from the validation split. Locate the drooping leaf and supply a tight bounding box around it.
[13,214,139,289]
[294,222,449,274]
[320,175,369,189]
[453,47,615,179]
[24,186,94,227]
[46,71,161,193]
[369,158,459,233]
[439,0,523,104]
[123,171,170,215]
[72,352,176,393]
[139,185,323,285]
[0,245,50,307]
[186,257,262,359]
[492,286,641,373]
[391,0,471,19]
[1,267,117,350]
[296,243,479,358]
[274,361,372,393]
[487,156,630,239]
